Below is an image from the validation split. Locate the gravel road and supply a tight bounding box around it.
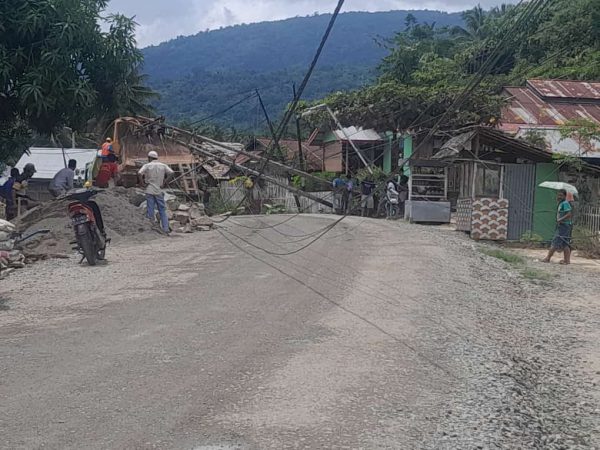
[0,215,598,449]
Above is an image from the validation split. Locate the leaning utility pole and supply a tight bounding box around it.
[178,138,333,208]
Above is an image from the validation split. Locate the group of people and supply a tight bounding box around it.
[333,174,409,218]
[47,137,119,198]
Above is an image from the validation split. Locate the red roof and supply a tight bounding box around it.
[234,151,262,165]
[252,138,323,171]
[527,79,600,101]
[500,80,600,132]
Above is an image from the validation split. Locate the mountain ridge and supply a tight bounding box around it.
[141,10,464,128]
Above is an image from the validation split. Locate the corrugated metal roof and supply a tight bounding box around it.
[514,126,600,158]
[501,85,600,129]
[199,141,245,158]
[15,147,97,180]
[434,126,554,163]
[527,79,600,100]
[436,131,476,159]
[254,138,323,171]
[333,127,382,142]
[201,162,231,180]
[234,151,262,166]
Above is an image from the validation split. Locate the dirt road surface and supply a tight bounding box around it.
[1,215,599,449]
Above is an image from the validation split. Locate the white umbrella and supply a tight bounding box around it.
[539,181,578,196]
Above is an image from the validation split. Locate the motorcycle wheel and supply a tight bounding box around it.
[78,228,97,266]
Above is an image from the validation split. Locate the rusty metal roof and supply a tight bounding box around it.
[253,138,323,171]
[527,79,600,101]
[501,83,600,131]
[201,162,231,180]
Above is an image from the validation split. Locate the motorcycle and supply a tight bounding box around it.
[385,191,400,219]
[66,189,108,266]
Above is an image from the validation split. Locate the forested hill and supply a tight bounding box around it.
[142,10,463,130]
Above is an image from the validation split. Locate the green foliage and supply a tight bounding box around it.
[552,153,585,172]
[520,231,544,244]
[481,247,551,282]
[481,248,525,265]
[521,268,552,282]
[572,226,600,259]
[264,203,287,215]
[142,10,464,129]
[305,0,600,133]
[292,171,336,191]
[355,166,387,184]
[521,129,548,149]
[559,119,600,156]
[0,1,156,163]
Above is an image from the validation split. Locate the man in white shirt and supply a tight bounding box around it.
[138,150,174,233]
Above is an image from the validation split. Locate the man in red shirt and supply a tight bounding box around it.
[95,153,119,188]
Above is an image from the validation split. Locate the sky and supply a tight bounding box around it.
[106,0,505,48]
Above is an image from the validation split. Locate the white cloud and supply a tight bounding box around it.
[106,0,508,47]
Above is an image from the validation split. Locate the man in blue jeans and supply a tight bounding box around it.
[138,150,174,234]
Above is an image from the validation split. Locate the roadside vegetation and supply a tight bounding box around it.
[480,247,552,282]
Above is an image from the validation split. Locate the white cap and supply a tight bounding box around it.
[148,150,159,159]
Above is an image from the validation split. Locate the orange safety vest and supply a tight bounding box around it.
[101,142,113,157]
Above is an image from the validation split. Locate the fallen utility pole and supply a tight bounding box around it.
[175,138,334,209]
[165,124,333,190]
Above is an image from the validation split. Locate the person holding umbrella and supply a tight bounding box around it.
[543,188,573,265]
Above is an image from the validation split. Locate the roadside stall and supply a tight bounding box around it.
[404,159,451,223]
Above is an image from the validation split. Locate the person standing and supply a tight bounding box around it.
[332,176,346,215]
[138,150,174,234]
[100,138,115,161]
[95,153,119,188]
[398,175,409,217]
[49,159,77,198]
[344,176,354,214]
[543,189,573,265]
[360,178,376,217]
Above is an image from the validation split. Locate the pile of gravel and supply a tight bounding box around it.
[17,188,160,257]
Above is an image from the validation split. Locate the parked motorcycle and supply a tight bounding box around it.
[385,191,400,219]
[66,189,108,266]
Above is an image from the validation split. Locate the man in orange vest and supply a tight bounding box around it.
[100,137,114,161]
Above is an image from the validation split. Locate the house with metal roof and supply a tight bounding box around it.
[500,79,600,159]
[434,126,600,242]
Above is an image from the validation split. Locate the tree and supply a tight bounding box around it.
[559,119,600,155]
[305,0,599,135]
[451,5,487,40]
[0,0,155,163]
[522,129,548,149]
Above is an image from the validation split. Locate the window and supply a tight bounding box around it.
[474,163,501,197]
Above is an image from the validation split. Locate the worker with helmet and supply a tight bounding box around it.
[100,137,114,161]
[138,150,174,234]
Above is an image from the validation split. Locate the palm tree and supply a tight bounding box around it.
[451,5,487,40]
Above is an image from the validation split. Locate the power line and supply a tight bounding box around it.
[217,226,460,380]
[188,92,258,127]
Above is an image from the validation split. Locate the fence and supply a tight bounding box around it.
[217,176,333,214]
[577,204,600,234]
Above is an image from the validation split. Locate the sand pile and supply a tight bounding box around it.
[16,188,159,257]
